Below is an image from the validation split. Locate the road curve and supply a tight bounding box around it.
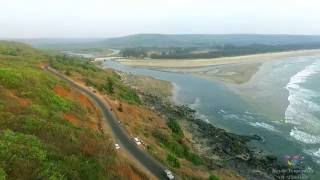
[45,66,168,179]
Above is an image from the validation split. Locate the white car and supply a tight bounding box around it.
[164,169,174,180]
[114,143,120,150]
[134,137,141,145]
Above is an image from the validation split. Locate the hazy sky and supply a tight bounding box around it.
[1,0,320,38]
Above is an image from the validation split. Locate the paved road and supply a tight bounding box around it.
[46,66,168,179]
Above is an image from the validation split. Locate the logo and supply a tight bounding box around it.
[283,155,304,168]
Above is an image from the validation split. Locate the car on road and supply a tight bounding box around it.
[114,143,120,150]
[164,169,174,180]
[134,137,141,145]
[88,87,97,93]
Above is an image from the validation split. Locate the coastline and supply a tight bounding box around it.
[98,53,318,179]
[139,88,296,179]
[118,70,297,179]
[116,49,320,85]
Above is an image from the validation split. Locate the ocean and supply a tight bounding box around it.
[101,55,320,179]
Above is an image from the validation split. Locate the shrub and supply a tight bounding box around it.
[166,118,184,140]
[106,77,114,94]
[167,154,180,168]
[208,175,220,180]
[185,152,203,165]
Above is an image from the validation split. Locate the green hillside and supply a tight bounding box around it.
[0,41,143,179]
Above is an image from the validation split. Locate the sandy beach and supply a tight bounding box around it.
[117,49,320,68]
[117,49,320,84]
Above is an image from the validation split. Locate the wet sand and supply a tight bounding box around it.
[120,72,173,99]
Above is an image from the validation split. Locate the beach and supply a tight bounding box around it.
[117,49,320,84]
[118,49,320,68]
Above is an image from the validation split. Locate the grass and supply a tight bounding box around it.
[0,41,144,179]
[49,55,141,105]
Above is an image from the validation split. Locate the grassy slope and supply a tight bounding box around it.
[0,41,145,179]
[50,55,141,105]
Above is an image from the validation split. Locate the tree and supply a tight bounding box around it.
[106,78,114,94]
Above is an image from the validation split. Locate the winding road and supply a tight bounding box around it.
[45,66,169,179]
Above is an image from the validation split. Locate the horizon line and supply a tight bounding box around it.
[2,33,320,40]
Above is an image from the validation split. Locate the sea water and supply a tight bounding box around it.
[102,56,320,179]
[285,59,320,162]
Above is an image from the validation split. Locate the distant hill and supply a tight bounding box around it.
[18,34,320,50]
[98,34,320,48]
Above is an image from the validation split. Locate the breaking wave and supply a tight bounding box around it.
[285,60,320,137]
[172,82,181,104]
[249,122,278,132]
[190,97,201,109]
[289,128,320,144]
[305,148,320,164]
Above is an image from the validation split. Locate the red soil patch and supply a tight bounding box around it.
[64,113,99,131]
[54,86,69,98]
[78,93,95,110]
[54,85,101,131]
[54,85,96,111]
[64,114,80,126]
[17,99,30,107]
[7,90,31,108]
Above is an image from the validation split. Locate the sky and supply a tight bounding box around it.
[1,0,320,38]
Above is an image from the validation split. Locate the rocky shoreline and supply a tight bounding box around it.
[141,92,305,179]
